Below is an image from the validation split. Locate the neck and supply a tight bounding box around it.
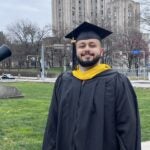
[79,62,100,72]
[79,65,92,72]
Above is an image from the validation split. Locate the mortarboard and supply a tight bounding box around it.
[65,21,112,69]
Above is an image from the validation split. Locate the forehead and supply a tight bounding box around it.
[76,39,101,45]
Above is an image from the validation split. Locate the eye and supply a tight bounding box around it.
[77,44,85,48]
[89,43,96,48]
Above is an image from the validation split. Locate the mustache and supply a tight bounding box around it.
[81,51,94,56]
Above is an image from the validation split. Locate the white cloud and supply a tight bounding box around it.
[0,0,51,32]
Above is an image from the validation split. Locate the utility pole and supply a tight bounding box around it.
[41,44,45,80]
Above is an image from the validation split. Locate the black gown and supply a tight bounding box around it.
[42,70,141,150]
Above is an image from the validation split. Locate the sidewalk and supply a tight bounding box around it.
[142,141,150,150]
[131,80,150,88]
[1,76,150,89]
[0,76,57,83]
[14,77,57,83]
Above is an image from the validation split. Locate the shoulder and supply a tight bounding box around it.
[54,71,74,94]
[55,71,73,85]
[100,69,129,81]
[114,71,137,98]
[96,69,125,82]
[115,71,131,86]
[99,69,133,90]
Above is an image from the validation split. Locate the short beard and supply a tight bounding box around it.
[77,55,100,67]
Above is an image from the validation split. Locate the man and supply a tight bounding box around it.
[42,22,141,150]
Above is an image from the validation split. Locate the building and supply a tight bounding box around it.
[51,0,143,72]
[142,33,150,65]
[52,0,140,34]
[105,0,140,33]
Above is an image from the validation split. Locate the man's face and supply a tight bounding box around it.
[76,39,103,67]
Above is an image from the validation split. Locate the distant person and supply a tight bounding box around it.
[135,62,139,77]
[42,22,141,150]
[69,61,73,69]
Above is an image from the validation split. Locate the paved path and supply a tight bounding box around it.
[1,77,150,88]
[131,80,150,88]
[142,141,150,150]
[0,77,57,83]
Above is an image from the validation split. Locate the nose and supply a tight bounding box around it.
[83,44,91,50]
[82,47,92,56]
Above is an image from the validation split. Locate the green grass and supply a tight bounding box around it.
[0,83,149,150]
[0,82,54,150]
[135,88,150,141]
[1,67,70,76]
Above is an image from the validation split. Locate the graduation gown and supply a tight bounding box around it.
[42,70,141,150]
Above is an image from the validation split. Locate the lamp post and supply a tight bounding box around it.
[142,50,146,79]
[40,44,45,80]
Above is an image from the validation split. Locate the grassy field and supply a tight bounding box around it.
[0,82,54,150]
[0,82,150,150]
[136,88,150,141]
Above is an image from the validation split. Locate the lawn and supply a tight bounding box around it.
[0,82,54,150]
[0,82,150,150]
[136,88,150,141]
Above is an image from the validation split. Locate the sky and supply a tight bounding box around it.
[0,0,51,32]
[0,0,148,33]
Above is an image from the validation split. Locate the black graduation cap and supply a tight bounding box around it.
[65,21,112,69]
[65,21,112,41]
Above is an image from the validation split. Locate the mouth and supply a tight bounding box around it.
[80,54,95,61]
[81,52,94,57]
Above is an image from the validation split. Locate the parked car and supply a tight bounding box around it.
[1,74,15,79]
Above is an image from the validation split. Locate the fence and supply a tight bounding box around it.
[113,67,149,80]
[0,65,150,80]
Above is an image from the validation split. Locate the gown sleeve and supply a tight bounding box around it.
[42,74,62,150]
[115,74,141,150]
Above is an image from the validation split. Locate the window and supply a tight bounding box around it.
[128,4,134,26]
[72,11,75,16]
[107,8,111,20]
[113,7,117,21]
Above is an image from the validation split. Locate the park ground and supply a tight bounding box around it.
[0,82,150,150]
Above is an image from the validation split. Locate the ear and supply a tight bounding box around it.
[100,48,104,56]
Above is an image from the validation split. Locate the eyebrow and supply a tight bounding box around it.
[77,41,97,45]
[76,42,85,45]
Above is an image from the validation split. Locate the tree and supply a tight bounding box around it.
[50,26,71,67]
[111,30,148,70]
[0,32,7,45]
[140,0,150,31]
[7,19,51,69]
